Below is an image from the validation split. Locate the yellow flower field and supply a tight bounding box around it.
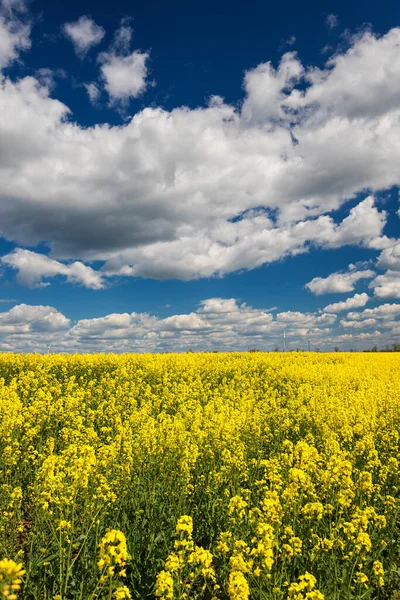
[0,352,399,600]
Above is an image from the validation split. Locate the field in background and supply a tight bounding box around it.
[1,352,400,600]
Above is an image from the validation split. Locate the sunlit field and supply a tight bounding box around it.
[1,353,399,600]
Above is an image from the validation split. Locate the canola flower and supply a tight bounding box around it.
[227,570,249,600]
[96,528,130,600]
[0,352,399,599]
[0,559,25,600]
[98,529,130,580]
[113,585,132,599]
[156,515,215,598]
[288,572,324,600]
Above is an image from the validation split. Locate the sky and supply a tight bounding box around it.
[0,0,399,352]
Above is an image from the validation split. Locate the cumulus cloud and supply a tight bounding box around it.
[340,301,400,336]
[0,298,332,352]
[340,317,377,329]
[98,19,149,102]
[323,293,369,313]
[0,296,397,353]
[284,28,400,120]
[276,311,336,326]
[1,249,105,289]
[1,27,400,282]
[100,197,385,280]
[99,50,148,101]
[305,267,375,295]
[370,270,400,299]
[0,303,69,335]
[377,242,400,271]
[335,330,382,342]
[347,303,400,320]
[63,15,105,56]
[241,51,304,123]
[0,0,30,69]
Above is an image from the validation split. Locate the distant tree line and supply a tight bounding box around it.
[187,344,400,353]
[359,343,400,352]
[247,343,400,353]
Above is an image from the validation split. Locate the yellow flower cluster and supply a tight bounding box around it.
[113,585,132,599]
[156,515,216,599]
[288,573,324,600]
[0,352,399,599]
[227,570,249,600]
[0,559,25,600]
[98,529,130,583]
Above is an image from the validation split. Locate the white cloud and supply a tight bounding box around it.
[1,27,400,282]
[111,17,132,53]
[63,16,105,56]
[0,296,397,353]
[335,330,382,342]
[340,317,377,329]
[326,14,338,29]
[35,68,66,91]
[366,235,396,250]
[0,303,69,335]
[62,297,280,349]
[99,50,148,101]
[305,267,375,295]
[1,249,105,289]
[285,28,400,120]
[340,299,400,330]
[370,270,400,299]
[357,331,382,339]
[276,311,336,328]
[84,81,101,103]
[323,292,369,313]
[161,313,209,331]
[0,0,30,69]
[281,35,296,48]
[347,302,400,320]
[377,242,400,271]
[1,0,28,13]
[97,19,149,102]
[198,298,239,314]
[72,312,132,335]
[241,52,304,123]
[101,197,386,280]
[0,298,329,352]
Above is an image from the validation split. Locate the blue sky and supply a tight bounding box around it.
[0,0,399,352]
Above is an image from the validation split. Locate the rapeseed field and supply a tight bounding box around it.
[0,352,399,600]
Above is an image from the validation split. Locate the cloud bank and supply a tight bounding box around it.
[1,24,400,284]
[0,296,398,353]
